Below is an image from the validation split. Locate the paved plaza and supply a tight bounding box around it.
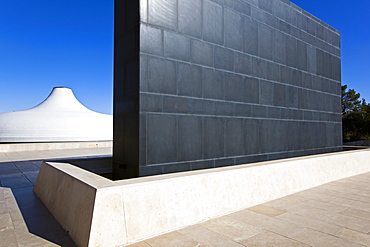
[1,148,370,246]
[0,148,112,247]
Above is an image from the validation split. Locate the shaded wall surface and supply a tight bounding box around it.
[114,0,342,178]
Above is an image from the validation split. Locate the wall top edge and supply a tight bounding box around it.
[287,0,340,34]
[137,0,340,36]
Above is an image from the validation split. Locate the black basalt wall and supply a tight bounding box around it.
[114,0,342,179]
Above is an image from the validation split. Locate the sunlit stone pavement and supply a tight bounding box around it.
[0,147,111,247]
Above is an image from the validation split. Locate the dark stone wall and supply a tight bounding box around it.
[114,0,342,178]
[113,1,140,178]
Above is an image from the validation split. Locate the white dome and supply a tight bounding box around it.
[0,87,113,142]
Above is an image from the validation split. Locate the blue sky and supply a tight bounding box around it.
[0,0,369,114]
[0,0,114,114]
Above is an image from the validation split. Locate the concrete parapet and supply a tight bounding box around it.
[35,149,370,246]
[345,140,370,146]
[0,141,112,153]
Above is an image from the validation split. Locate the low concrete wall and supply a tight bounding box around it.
[34,149,370,247]
[0,141,112,152]
[345,140,370,146]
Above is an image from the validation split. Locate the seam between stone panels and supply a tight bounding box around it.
[140,91,342,115]
[253,0,340,45]
[141,52,340,96]
[141,7,340,57]
[142,111,341,124]
[143,41,341,80]
[141,146,344,167]
[242,16,340,58]
[141,19,340,65]
[231,2,340,50]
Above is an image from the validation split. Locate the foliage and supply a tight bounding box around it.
[341,85,361,114]
[342,85,370,142]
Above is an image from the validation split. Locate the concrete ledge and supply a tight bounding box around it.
[345,140,370,146]
[0,141,112,152]
[34,149,370,247]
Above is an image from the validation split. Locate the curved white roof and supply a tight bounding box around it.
[0,87,113,142]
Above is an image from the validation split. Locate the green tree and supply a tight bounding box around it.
[342,85,370,141]
[341,85,361,114]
